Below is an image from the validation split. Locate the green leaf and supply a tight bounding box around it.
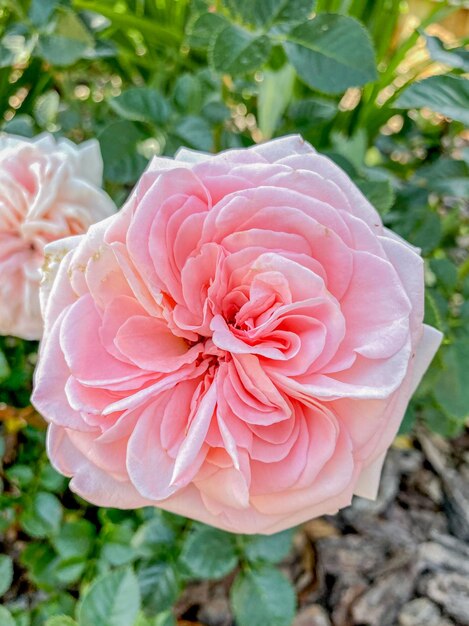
[52,8,93,46]
[424,405,464,439]
[137,562,180,614]
[180,525,238,580]
[131,515,175,559]
[0,42,15,68]
[39,463,68,492]
[20,492,62,538]
[415,157,469,198]
[431,177,469,198]
[242,529,295,564]
[30,594,75,624]
[231,565,296,626]
[174,74,203,114]
[45,617,78,626]
[434,336,469,422]
[37,34,85,66]
[2,114,35,138]
[5,464,34,487]
[412,211,442,254]
[0,554,13,596]
[398,404,416,435]
[109,88,169,125]
[288,97,337,125]
[202,100,230,124]
[133,612,175,626]
[33,91,60,128]
[172,115,213,151]
[100,524,136,566]
[14,612,32,626]
[270,0,316,27]
[186,12,230,50]
[356,179,395,214]
[284,14,377,94]
[396,75,469,126]
[258,64,295,139]
[424,33,469,72]
[222,0,315,28]
[424,289,448,333]
[210,24,271,75]
[331,128,367,170]
[35,492,62,534]
[132,613,152,626]
[20,542,58,589]
[52,520,96,559]
[29,0,66,27]
[461,300,469,320]
[0,349,10,381]
[78,568,141,626]
[154,612,176,626]
[430,258,458,294]
[54,556,87,585]
[37,8,94,66]
[98,121,147,184]
[0,606,15,626]
[324,151,357,178]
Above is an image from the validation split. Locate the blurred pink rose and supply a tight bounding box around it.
[32,136,442,534]
[0,133,116,339]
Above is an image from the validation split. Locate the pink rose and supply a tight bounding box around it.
[32,136,442,534]
[0,133,116,340]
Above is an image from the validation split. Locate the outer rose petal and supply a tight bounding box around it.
[47,425,153,509]
[353,323,443,499]
[33,135,442,534]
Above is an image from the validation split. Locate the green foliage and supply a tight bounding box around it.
[37,8,95,66]
[98,121,147,184]
[131,514,175,558]
[0,0,468,624]
[0,606,16,626]
[137,561,180,614]
[396,75,469,125]
[241,529,295,564]
[52,520,96,559]
[424,33,469,72]
[0,337,37,406]
[20,491,63,538]
[231,564,296,626]
[222,0,315,28]
[78,568,141,626]
[433,334,469,424]
[356,178,395,214]
[109,88,170,125]
[284,14,377,93]
[210,25,272,75]
[179,524,238,579]
[45,618,78,626]
[0,554,13,596]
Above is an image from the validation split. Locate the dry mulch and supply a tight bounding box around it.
[176,429,469,626]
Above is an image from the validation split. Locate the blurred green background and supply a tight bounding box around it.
[0,1,468,625]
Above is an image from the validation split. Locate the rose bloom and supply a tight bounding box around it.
[32,136,441,534]
[0,133,116,340]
